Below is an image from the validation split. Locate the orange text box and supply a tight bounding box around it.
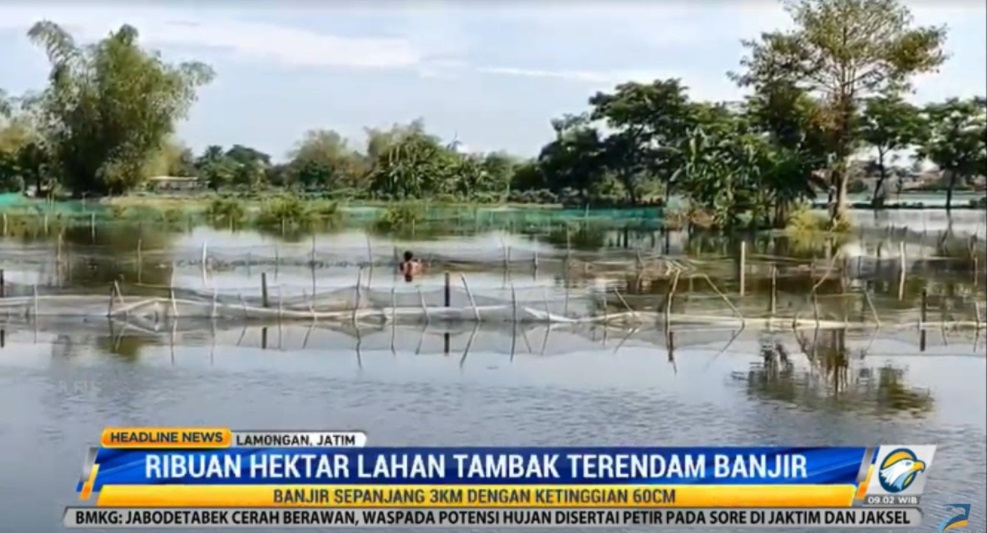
[100,428,232,449]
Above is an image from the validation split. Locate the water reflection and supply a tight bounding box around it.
[738,330,934,417]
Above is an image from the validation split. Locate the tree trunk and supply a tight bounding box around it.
[872,151,887,209]
[945,169,956,212]
[829,161,850,226]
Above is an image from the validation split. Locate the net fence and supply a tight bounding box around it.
[1,271,984,334]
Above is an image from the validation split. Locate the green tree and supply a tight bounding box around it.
[479,152,517,198]
[287,129,364,193]
[537,114,605,204]
[589,79,696,204]
[194,145,236,190]
[916,97,987,211]
[368,129,456,199]
[27,21,214,195]
[734,0,947,225]
[859,95,921,206]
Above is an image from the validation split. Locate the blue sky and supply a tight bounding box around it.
[0,2,984,161]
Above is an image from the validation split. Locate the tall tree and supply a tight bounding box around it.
[589,79,696,204]
[287,129,364,192]
[537,114,605,203]
[859,95,921,206]
[916,97,987,211]
[27,21,213,195]
[733,0,946,225]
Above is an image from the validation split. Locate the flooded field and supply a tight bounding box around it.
[0,210,984,532]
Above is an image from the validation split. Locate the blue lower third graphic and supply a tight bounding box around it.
[939,504,971,533]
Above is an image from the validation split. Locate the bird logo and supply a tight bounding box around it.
[939,504,971,532]
[877,448,926,493]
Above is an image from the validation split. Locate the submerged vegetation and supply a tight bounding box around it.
[0,0,982,234]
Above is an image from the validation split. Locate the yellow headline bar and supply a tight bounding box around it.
[100,427,232,449]
[96,484,856,508]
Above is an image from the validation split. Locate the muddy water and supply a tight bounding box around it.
[0,221,985,533]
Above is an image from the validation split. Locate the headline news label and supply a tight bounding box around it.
[99,429,367,449]
[64,507,924,528]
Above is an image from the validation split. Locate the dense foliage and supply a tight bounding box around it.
[1,1,984,228]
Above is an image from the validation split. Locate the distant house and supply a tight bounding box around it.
[145,176,202,194]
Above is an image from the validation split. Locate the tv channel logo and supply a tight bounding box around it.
[939,504,971,533]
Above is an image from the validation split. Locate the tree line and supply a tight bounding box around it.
[0,0,984,229]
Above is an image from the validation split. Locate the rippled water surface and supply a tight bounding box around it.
[0,325,983,532]
[0,213,985,532]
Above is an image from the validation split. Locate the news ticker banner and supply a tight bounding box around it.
[76,428,937,511]
[63,507,924,529]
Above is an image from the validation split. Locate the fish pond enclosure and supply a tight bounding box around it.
[2,215,985,533]
[1,228,985,339]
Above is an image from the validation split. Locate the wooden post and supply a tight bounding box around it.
[2,212,7,235]
[0,269,4,298]
[920,289,928,325]
[919,287,928,351]
[769,265,777,316]
[897,241,906,301]
[738,241,747,297]
[90,212,96,241]
[107,284,115,317]
[444,272,451,307]
[261,273,269,308]
[136,239,143,283]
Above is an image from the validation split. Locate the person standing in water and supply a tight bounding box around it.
[399,251,423,282]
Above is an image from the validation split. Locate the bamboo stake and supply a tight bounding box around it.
[419,287,429,325]
[261,273,269,308]
[390,287,397,324]
[2,212,6,235]
[897,241,906,301]
[113,281,124,306]
[863,287,881,327]
[738,241,746,297]
[697,273,743,320]
[769,265,777,316]
[211,286,218,319]
[613,287,636,318]
[664,270,681,328]
[511,283,519,324]
[107,284,115,317]
[460,273,480,321]
[277,286,283,322]
[201,241,208,284]
[170,287,179,318]
[238,292,249,319]
[353,268,362,325]
[136,239,143,283]
[365,235,374,280]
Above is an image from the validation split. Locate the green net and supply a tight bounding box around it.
[340,206,664,228]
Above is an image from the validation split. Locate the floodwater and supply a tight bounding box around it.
[0,213,985,533]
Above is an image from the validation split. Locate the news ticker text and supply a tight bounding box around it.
[89,484,870,508]
[64,507,923,528]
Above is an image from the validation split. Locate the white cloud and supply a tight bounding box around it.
[0,5,422,69]
[474,66,699,87]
